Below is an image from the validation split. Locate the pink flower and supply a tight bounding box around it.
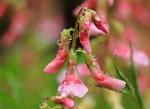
[44,49,68,74]
[91,11,109,34]
[44,29,72,74]
[35,15,65,44]
[83,52,126,91]
[107,0,114,6]
[77,63,91,77]
[113,43,149,66]
[53,96,75,108]
[122,26,139,45]
[138,73,150,94]
[93,71,126,91]
[58,73,88,98]
[73,0,96,16]
[79,12,92,53]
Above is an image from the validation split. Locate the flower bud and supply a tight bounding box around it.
[53,96,75,108]
[44,29,72,74]
[83,52,126,91]
[91,11,109,34]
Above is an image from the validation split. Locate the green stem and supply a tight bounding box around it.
[130,46,144,109]
[71,9,83,51]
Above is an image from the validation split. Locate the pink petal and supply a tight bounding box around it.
[94,72,126,91]
[63,97,75,108]
[79,30,92,54]
[89,23,106,36]
[133,50,149,66]
[58,74,88,98]
[44,49,68,74]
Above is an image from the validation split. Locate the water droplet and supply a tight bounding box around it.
[92,54,96,60]
[69,35,72,40]
[57,39,61,45]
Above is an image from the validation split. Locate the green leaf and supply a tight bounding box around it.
[129,46,144,109]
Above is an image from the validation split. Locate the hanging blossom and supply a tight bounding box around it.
[83,51,126,91]
[78,7,109,54]
[44,29,72,74]
[43,7,126,108]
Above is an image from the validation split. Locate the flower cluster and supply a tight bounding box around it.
[44,7,126,108]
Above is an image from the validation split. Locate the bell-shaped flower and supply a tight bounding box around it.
[58,73,88,98]
[44,29,72,74]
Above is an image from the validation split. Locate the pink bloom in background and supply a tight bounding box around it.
[53,96,75,108]
[57,63,91,83]
[44,49,68,74]
[35,15,65,44]
[113,43,149,67]
[107,0,114,6]
[122,26,139,45]
[138,73,150,94]
[0,2,8,18]
[58,73,88,98]
[133,3,150,26]
[116,0,132,19]
[1,10,28,47]
[93,71,126,91]
[73,0,96,16]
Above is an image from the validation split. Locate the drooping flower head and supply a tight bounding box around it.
[44,29,73,74]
